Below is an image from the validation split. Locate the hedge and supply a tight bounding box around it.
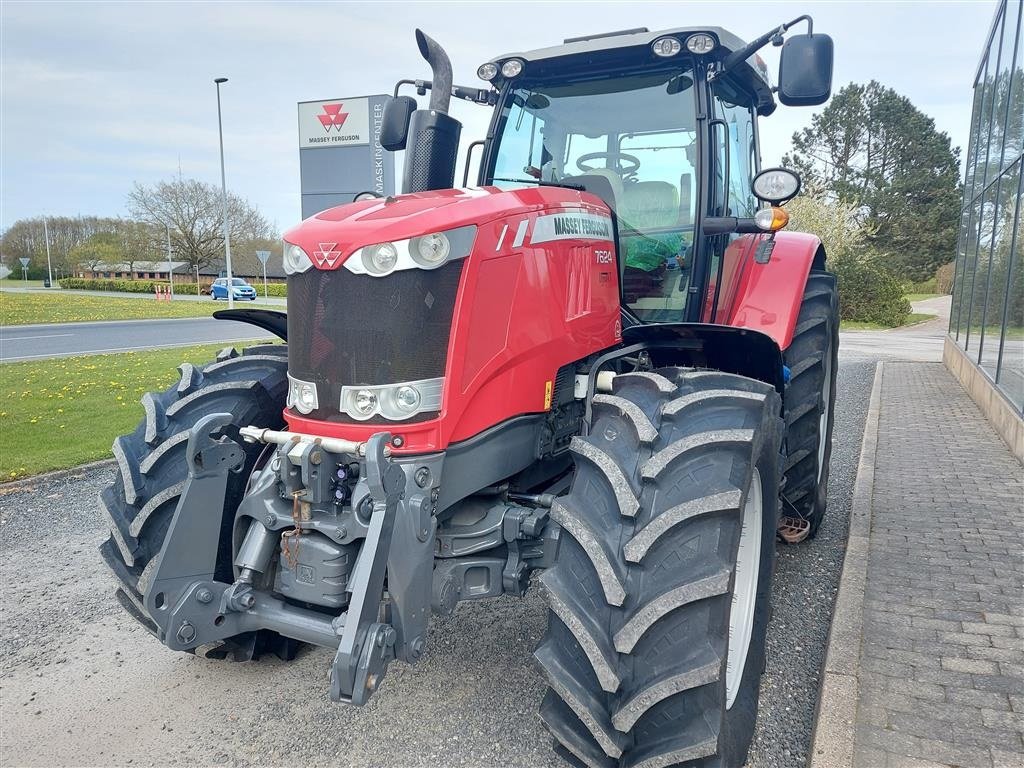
[58,277,287,297]
[833,257,911,327]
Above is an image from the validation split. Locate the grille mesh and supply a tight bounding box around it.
[287,261,464,422]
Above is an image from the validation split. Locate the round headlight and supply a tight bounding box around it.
[395,386,421,412]
[353,191,381,202]
[652,37,682,58]
[752,168,802,204]
[282,241,313,275]
[500,59,524,78]
[354,389,378,416]
[410,232,451,268]
[477,62,498,81]
[361,242,399,275]
[685,34,716,54]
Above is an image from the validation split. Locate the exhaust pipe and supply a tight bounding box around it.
[402,29,462,193]
[415,29,453,114]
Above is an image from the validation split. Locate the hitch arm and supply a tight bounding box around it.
[329,432,406,705]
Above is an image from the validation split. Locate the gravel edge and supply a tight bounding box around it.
[807,361,884,768]
[0,458,116,491]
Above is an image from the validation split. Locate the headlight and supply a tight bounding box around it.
[410,232,451,268]
[652,37,682,57]
[361,242,399,276]
[685,33,716,54]
[353,389,378,416]
[345,225,476,277]
[282,241,313,275]
[340,378,443,421]
[394,386,421,412]
[477,62,498,81]
[500,59,524,78]
[751,168,801,204]
[287,375,319,414]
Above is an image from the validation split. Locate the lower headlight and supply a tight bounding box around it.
[394,385,421,412]
[340,378,444,421]
[353,389,378,416]
[287,375,319,414]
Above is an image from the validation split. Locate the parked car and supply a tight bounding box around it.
[211,277,257,301]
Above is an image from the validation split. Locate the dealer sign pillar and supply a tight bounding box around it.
[297,95,395,219]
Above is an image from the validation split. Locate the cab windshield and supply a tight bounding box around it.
[489,68,699,321]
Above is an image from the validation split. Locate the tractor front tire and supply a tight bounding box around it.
[98,343,292,660]
[781,272,839,539]
[537,368,783,768]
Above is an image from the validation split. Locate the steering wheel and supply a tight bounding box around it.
[575,151,641,178]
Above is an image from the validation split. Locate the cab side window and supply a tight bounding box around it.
[711,80,758,217]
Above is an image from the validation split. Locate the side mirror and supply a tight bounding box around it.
[778,33,834,106]
[380,95,417,151]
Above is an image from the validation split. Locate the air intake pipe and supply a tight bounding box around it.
[402,29,462,193]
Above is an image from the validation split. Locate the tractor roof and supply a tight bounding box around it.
[488,26,776,115]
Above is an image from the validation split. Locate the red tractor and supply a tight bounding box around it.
[101,18,838,767]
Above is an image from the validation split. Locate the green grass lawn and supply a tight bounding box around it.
[0,290,283,326]
[841,312,936,331]
[904,292,944,303]
[0,343,268,481]
[0,278,45,289]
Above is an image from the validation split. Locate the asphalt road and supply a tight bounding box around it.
[1,285,287,306]
[0,356,875,768]
[0,317,272,362]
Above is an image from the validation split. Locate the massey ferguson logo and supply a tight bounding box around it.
[317,103,349,132]
[312,242,342,268]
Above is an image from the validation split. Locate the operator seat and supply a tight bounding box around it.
[562,168,623,214]
[618,181,680,231]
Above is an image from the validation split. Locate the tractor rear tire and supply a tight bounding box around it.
[781,272,839,539]
[537,368,783,768]
[98,343,293,660]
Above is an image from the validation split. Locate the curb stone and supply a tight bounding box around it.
[807,360,884,768]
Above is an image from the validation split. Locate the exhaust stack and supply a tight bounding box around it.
[402,29,462,193]
[416,30,453,114]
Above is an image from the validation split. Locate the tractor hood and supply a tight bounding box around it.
[283,185,603,269]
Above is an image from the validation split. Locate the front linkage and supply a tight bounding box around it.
[142,412,556,705]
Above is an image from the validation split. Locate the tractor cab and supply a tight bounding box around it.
[383,22,832,323]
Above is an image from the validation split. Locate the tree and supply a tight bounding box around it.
[787,194,910,327]
[113,219,161,276]
[784,81,962,282]
[70,232,122,273]
[127,177,274,274]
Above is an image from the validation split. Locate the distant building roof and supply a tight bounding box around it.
[89,261,191,273]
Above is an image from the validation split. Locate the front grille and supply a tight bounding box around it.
[287,261,465,422]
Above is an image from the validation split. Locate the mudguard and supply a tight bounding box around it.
[716,231,825,351]
[621,322,785,393]
[213,308,288,341]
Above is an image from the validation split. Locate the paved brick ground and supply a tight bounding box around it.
[853,362,1024,768]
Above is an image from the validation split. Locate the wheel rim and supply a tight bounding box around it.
[726,467,762,710]
[817,349,833,484]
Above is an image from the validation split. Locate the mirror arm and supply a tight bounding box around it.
[393,78,495,105]
[715,14,814,79]
[703,217,764,235]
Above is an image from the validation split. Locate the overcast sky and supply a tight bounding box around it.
[0,1,998,235]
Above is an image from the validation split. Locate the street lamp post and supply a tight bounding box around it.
[165,224,174,298]
[43,217,54,288]
[214,77,235,308]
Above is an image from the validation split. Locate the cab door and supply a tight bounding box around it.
[702,78,762,322]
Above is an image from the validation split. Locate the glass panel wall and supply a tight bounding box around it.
[950,0,1024,414]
